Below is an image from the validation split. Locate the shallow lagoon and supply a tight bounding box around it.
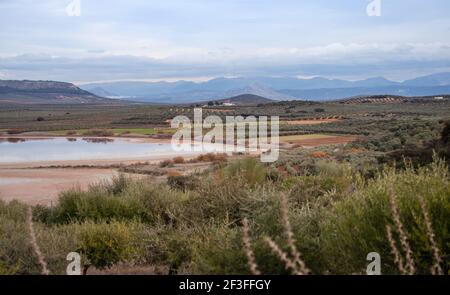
[0,137,183,163]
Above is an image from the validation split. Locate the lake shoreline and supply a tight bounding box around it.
[0,135,210,167]
[0,168,119,206]
[0,135,212,205]
[0,134,171,143]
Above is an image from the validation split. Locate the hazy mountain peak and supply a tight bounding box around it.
[403,72,450,86]
[79,72,450,103]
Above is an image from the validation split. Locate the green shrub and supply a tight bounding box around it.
[189,224,249,275]
[77,221,140,274]
[167,175,198,192]
[105,174,130,195]
[37,189,145,224]
[222,157,266,187]
[131,184,187,226]
[285,162,356,207]
[186,178,278,225]
[318,160,450,274]
[266,165,282,182]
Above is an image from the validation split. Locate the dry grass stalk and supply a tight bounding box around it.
[419,197,443,275]
[242,195,310,276]
[279,193,310,275]
[388,190,415,275]
[261,194,309,275]
[242,218,261,275]
[386,225,406,275]
[263,237,302,275]
[27,207,50,275]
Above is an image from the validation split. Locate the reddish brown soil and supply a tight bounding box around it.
[289,135,357,147]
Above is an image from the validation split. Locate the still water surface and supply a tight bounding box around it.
[0,137,186,163]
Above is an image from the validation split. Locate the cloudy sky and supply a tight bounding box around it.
[0,0,449,83]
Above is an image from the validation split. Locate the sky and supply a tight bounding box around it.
[0,0,450,83]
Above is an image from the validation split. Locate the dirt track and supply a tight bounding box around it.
[281,134,357,147]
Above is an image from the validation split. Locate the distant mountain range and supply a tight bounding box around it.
[80,72,450,103]
[0,80,118,104]
[2,73,450,105]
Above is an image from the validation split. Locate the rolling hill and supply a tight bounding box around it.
[0,80,118,104]
[337,94,450,104]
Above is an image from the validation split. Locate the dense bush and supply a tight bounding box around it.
[221,157,266,187]
[167,175,199,192]
[33,189,145,224]
[378,120,450,168]
[33,179,189,226]
[77,221,141,274]
[318,160,450,274]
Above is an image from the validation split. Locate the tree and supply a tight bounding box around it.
[77,222,136,275]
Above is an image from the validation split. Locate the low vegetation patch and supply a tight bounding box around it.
[81,129,115,137]
[1,155,447,274]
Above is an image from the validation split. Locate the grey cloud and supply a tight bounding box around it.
[1,54,450,82]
